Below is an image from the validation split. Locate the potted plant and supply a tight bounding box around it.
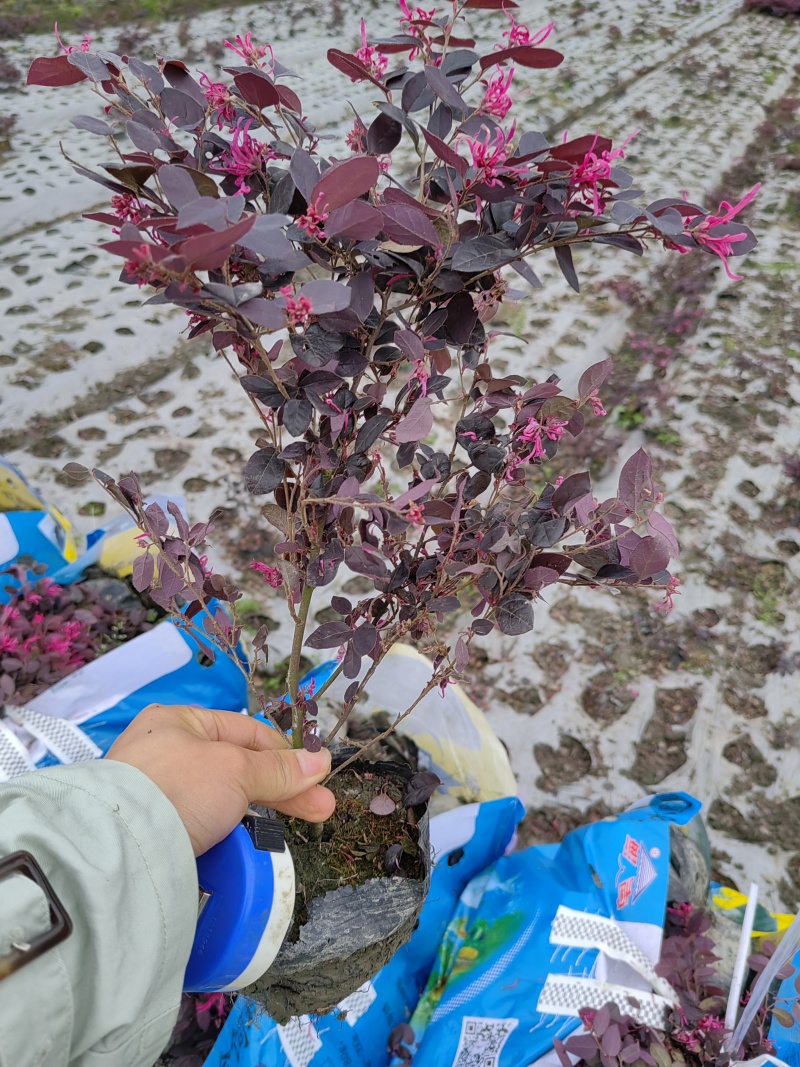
[28,0,758,1019]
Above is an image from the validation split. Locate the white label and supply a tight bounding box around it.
[27,622,193,725]
[452,1017,519,1067]
[337,981,377,1026]
[277,1016,322,1067]
[0,514,19,567]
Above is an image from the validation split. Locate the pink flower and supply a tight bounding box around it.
[588,392,607,417]
[45,635,73,656]
[502,15,554,47]
[211,119,275,194]
[668,901,693,917]
[295,194,329,238]
[111,193,145,224]
[63,621,84,642]
[346,118,367,153]
[249,561,282,588]
[656,575,680,614]
[0,633,18,654]
[411,359,430,396]
[224,32,273,70]
[280,286,314,328]
[569,131,638,215]
[463,124,520,188]
[195,991,227,1016]
[480,67,515,120]
[55,23,91,55]
[505,415,567,481]
[355,20,389,80]
[698,1015,725,1033]
[686,184,760,281]
[398,0,436,57]
[406,503,425,527]
[122,245,169,289]
[40,577,62,598]
[301,679,317,698]
[199,73,237,128]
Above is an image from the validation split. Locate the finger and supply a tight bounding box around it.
[172,705,290,752]
[240,746,332,805]
[272,784,336,824]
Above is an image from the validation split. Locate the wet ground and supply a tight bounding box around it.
[1,0,799,907]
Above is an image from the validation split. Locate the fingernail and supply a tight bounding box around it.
[296,747,331,778]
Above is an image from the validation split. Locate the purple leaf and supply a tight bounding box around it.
[552,471,591,513]
[381,203,440,247]
[325,200,384,240]
[303,733,322,752]
[239,298,288,329]
[290,147,319,202]
[344,546,388,579]
[179,215,256,271]
[233,70,281,108]
[298,279,351,314]
[369,793,397,816]
[27,55,86,87]
[352,622,378,656]
[394,329,425,360]
[394,478,437,509]
[327,48,386,89]
[554,244,580,292]
[647,512,679,558]
[495,593,534,635]
[602,1025,622,1058]
[423,65,466,113]
[479,45,563,70]
[160,87,205,129]
[305,621,354,649]
[159,164,201,209]
[144,502,169,537]
[578,358,613,399]
[243,447,285,495]
[342,642,362,678]
[167,500,190,540]
[618,448,653,514]
[71,114,114,136]
[132,551,155,592]
[403,770,441,806]
[421,127,467,176]
[454,636,469,671]
[594,1005,611,1036]
[630,535,670,580]
[395,396,433,444]
[367,112,402,154]
[311,155,380,213]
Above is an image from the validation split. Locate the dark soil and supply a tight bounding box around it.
[281,765,424,943]
[628,687,699,786]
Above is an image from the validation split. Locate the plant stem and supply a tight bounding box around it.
[287,583,313,748]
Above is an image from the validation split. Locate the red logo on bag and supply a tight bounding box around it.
[615,834,657,909]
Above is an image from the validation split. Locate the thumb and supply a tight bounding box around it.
[241,744,332,805]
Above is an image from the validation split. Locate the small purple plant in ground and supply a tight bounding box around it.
[556,902,794,1067]
[0,564,155,705]
[30,1,759,763]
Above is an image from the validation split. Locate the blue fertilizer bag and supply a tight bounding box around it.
[204,797,524,1067]
[205,794,704,1067]
[397,792,702,1067]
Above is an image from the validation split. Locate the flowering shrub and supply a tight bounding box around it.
[556,902,793,1067]
[0,564,155,704]
[31,1,758,759]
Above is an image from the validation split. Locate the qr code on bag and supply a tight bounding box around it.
[452,1016,519,1067]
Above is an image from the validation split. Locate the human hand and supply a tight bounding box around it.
[106,704,334,855]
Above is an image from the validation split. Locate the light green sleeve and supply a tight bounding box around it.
[0,761,197,1067]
